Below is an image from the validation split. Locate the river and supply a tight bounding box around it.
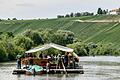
[0,56,120,80]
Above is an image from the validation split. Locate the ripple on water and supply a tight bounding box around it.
[0,56,120,80]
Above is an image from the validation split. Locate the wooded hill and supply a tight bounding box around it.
[1,15,120,48]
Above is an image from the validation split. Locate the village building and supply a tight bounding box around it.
[109,8,120,15]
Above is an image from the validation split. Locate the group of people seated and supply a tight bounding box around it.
[16,52,79,69]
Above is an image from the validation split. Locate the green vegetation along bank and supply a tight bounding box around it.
[0,15,120,61]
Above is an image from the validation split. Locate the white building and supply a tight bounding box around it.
[109,8,120,15]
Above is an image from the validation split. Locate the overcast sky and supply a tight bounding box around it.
[0,0,120,19]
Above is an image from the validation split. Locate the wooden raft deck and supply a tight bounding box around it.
[12,68,84,74]
[12,69,26,74]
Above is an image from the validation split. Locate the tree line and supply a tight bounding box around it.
[0,7,119,21]
[57,8,111,18]
[97,8,108,15]
[0,29,74,62]
[57,12,94,18]
[0,29,120,62]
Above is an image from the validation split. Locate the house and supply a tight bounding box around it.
[109,8,120,15]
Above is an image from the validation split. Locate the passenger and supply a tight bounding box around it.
[64,52,68,67]
[50,54,54,60]
[39,53,43,59]
[29,57,33,65]
[68,53,73,62]
[46,62,50,73]
[42,53,47,59]
[68,53,74,68]
[57,54,63,69]
[47,55,51,59]
[33,54,36,58]
[16,54,21,69]
[44,54,47,58]
[27,53,33,65]
[29,53,33,57]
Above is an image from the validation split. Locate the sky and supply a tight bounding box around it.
[0,0,120,19]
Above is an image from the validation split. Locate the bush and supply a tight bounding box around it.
[23,29,44,46]
[38,28,55,43]
[39,48,60,56]
[0,41,7,61]
[88,43,116,56]
[53,30,74,46]
[68,42,88,56]
[14,35,33,50]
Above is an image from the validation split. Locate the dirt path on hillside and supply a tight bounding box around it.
[73,20,120,23]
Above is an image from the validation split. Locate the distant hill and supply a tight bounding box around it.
[1,15,120,48]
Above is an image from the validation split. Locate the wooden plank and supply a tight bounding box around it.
[12,68,84,74]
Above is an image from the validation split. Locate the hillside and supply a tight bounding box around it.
[1,15,120,48]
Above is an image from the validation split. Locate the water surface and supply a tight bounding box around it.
[0,56,120,80]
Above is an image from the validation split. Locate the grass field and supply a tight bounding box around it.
[1,15,120,48]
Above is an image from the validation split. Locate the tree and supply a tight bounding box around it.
[118,8,120,12]
[0,19,2,21]
[75,12,81,17]
[23,29,44,46]
[117,8,120,15]
[70,13,74,17]
[68,42,88,56]
[102,10,107,14]
[8,18,10,20]
[65,14,70,17]
[14,35,33,50]
[38,28,55,43]
[12,18,17,20]
[6,32,14,37]
[3,41,16,60]
[91,13,94,15]
[0,41,7,62]
[97,8,103,14]
[57,15,64,18]
[87,43,116,56]
[0,32,3,35]
[53,30,74,46]
[0,38,17,61]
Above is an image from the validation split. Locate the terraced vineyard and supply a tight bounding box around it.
[1,15,120,48]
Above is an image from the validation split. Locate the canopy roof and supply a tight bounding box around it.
[25,43,73,53]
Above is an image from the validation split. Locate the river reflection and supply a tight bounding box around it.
[0,56,120,80]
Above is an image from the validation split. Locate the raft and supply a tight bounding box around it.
[12,68,84,75]
[13,43,84,75]
[12,69,26,74]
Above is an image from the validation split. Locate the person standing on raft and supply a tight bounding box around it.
[16,54,22,69]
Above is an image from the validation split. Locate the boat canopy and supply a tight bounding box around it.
[25,43,73,53]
